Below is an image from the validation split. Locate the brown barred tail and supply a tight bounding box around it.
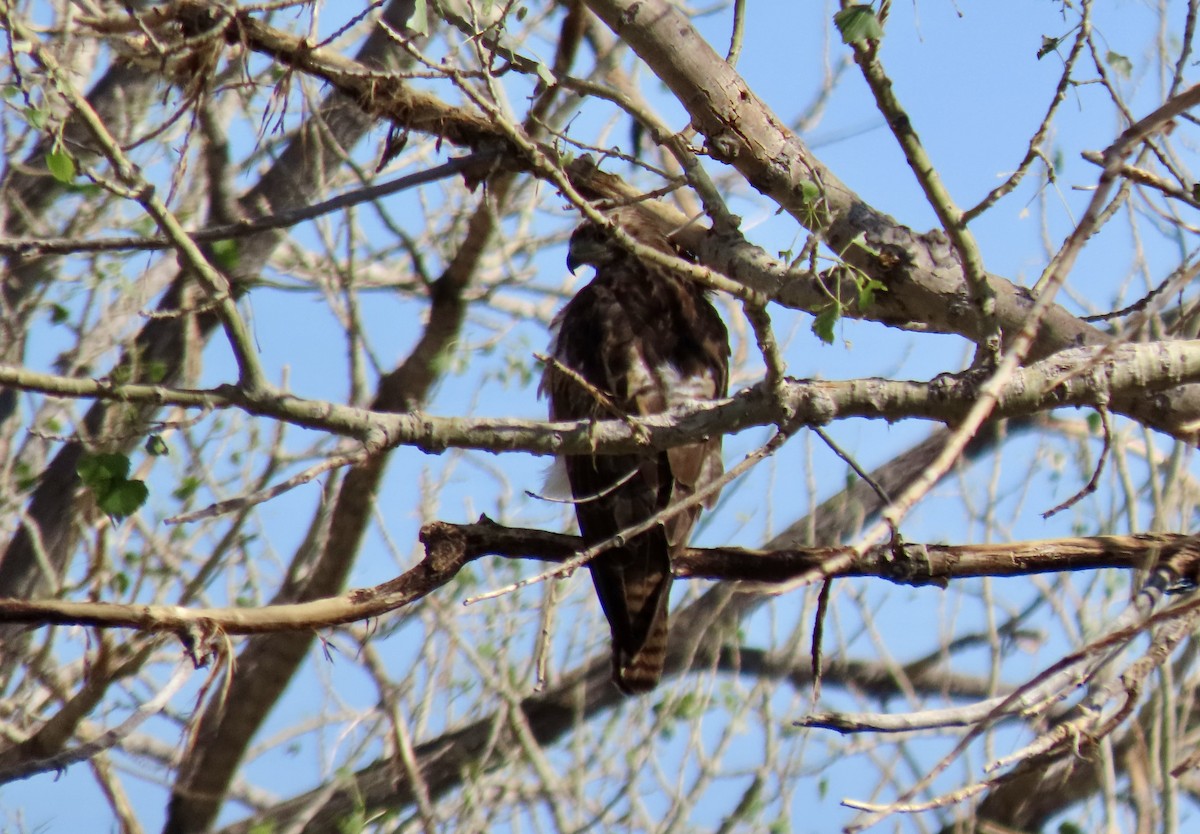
[612,606,668,694]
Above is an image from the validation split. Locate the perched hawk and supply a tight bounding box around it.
[542,209,729,694]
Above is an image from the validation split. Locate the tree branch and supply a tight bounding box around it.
[4,339,1200,472]
[1,521,1194,635]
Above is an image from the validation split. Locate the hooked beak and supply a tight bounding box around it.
[566,234,608,274]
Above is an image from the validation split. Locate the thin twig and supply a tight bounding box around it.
[725,0,747,66]
[814,426,891,506]
[1041,406,1111,519]
[166,445,372,524]
[0,152,503,256]
[848,22,998,360]
[963,12,1090,222]
[0,658,195,784]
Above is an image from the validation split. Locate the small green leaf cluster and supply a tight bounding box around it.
[811,267,887,345]
[77,452,149,522]
[834,6,883,45]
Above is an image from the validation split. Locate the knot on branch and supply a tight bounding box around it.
[787,380,834,426]
[705,131,741,163]
[419,520,472,573]
[881,542,946,588]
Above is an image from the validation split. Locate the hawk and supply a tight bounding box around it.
[542,209,729,694]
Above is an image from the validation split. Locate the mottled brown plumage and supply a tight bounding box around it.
[542,210,729,694]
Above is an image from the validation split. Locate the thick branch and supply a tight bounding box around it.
[1,522,1193,634]
[5,339,1200,464]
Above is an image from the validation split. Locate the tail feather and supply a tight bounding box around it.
[612,604,668,693]
[588,532,672,695]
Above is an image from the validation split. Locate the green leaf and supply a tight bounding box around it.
[674,691,702,719]
[409,0,429,35]
[1106,50,1132,78]
[49,303,70,324]
[23,106,46,129]
[812,305,840,344]
[336,807,366,834]
[1037,35,1060,59]
[145,435,169,456]
[98,479,148,520]
[798,179,820,204]
[1086,411,1102,434]
[797,179,822,225]
[210,239,240,271]
[78,452,149,521]
[78,452,132,488]
[834,5,883,45]
[247,818,277,834]
[47,150,75,184]
[172,475,202,501]
[14,461,37,491]
[144,360,168,383]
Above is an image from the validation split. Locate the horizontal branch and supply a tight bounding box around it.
[0,520,1194,635]
[0,520,485,635]
[441,519,1200,586]
[4,339,1200,462]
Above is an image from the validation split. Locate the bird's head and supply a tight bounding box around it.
[566,209,679,274]
[566,222,615,274]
